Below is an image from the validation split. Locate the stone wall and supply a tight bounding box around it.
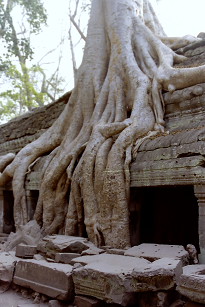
[0,91,71,156]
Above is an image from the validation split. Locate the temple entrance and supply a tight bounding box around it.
[129,186,199,252]
[3,190,15,234]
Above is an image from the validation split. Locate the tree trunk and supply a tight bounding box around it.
[1,0,205,248]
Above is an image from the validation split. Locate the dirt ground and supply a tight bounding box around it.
[0,289,49,307]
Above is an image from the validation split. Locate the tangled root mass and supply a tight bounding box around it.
[1,0,205,248]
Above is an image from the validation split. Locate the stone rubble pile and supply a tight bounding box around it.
[0,235,204,307]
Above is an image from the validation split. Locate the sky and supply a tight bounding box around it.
[150,0,205,37]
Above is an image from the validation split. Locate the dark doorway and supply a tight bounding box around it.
[3,190,15,234]
[27,190,39,221]
[129,186,199,252]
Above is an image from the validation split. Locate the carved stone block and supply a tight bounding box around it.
[177,265,205,304]
[131,258,182,292]
[0,252,17,293]
[14,259,74,301]
[37,235,92,259]
[15,244,37,258]
[72,254,150,306]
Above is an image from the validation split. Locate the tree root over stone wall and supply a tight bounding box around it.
[0,0,205,249]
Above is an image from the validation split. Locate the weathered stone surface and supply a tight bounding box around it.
[131,258,182,292]
[125,244,189,266]
[15,244,37,258]
[74,295,103,307]
[72,254,150,306]
[0,92,71,156]
[55,253,80,264]
[81,246,105,256]
[71,254,106,266]
[0,252,17,293]
[186,244,198,264]
[177,265,205,304]
[4,220,42,252]
[106,249,125,255]
[14,259,74,301]
[37,235,92,259]
[33,254,45,261]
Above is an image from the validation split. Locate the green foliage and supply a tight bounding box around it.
[17,0,47,33]
[0,64,50,120]
[0,0,63,122]
[0,0,47,74]
[0,0,47,61]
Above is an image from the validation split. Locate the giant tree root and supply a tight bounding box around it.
[0,0,205,248]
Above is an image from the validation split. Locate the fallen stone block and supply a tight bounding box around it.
[4,220,42,252]
[72,253,150,306]
[131,258,182,292]
[81,245,105,256]
[37,235,93,259]
[125,244,189,266]
[55,253,80,264]
[14,259,74,301]
[33,254,45,261]
[106,248,125,255]
[177,265,205,304]
[71,254,109,266]
[0,252,18,293]
[74,295,103,307]
[15,244,37,258]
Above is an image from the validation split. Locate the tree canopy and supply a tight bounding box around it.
[0,0,65,121]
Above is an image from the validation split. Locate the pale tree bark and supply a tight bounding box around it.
[0,0,205,248]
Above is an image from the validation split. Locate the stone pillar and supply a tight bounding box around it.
[194,185,205,263]
[26,190,35,221]
[0,188,4,233]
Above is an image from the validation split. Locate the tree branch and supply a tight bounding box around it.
[69,15,86,41]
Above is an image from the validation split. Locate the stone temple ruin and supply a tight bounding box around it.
[1,38,205,307]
